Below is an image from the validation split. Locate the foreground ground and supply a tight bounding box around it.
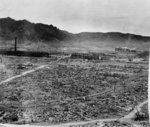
[0,54,148,126]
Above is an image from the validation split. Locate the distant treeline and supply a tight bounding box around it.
[0,51,50,57]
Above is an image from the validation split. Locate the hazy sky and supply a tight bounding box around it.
[0,0,150,36]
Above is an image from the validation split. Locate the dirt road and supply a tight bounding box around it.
[0,56,65,86]
[0,65,46,86]
[120,100,148,122]
[0,118,118,127]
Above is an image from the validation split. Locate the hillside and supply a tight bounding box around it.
[0,17,71,41]
[0,17,149,52]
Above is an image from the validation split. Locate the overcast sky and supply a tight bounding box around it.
[0,0,150,36]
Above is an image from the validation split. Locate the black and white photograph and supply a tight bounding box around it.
[0,0,149,127]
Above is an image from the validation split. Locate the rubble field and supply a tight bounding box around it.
[0,56,148,125]
[0,56,55,82]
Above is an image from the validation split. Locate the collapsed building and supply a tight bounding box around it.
[115,47,136,53]
[70,53,116,61]
[70,53,100,60]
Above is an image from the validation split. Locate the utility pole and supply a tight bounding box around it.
[15,37,17,52]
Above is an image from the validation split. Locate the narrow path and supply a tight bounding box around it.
[0,65,46,86]
[0,118,118,127]
[0,56,65,86]
[120,100,148,121]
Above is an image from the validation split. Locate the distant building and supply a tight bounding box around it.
[115,47,136,53]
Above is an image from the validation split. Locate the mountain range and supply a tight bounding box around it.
[0,17,149,52]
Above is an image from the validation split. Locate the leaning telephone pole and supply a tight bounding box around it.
[15,37,17,52]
